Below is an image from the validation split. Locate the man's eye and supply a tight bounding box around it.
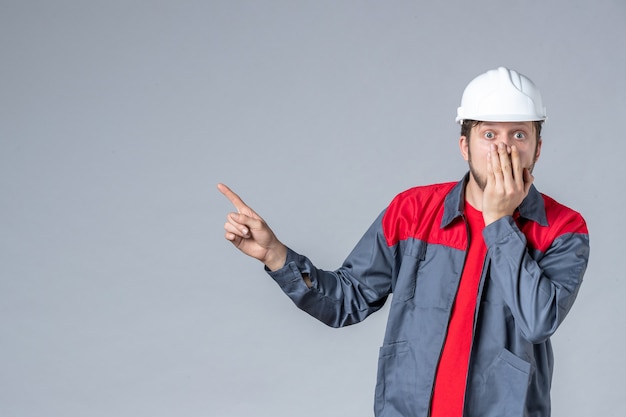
[514,132,526,139]
[485,132,495,139]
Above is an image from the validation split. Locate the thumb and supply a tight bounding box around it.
[229,212,252,237]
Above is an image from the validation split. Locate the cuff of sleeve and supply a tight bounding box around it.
[483,215,519,248]
[265,247,312,288]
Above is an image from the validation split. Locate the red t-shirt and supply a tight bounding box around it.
[430,201,487,416]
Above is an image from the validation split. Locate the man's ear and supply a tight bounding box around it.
[459,135,469,161]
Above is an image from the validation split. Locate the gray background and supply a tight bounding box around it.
[1,1,624,416]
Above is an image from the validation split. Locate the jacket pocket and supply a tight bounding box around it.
[393,240,426,302]
[374,341,416,416]
[473,348,531,417]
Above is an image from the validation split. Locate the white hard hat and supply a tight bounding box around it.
[456,67,547,124]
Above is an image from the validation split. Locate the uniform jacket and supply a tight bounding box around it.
[267,175,590,417]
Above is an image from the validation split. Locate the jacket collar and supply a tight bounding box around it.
[440,173,548,228]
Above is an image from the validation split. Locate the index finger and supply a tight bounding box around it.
[217,183,249,213]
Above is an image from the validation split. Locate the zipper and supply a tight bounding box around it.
[461,252,490,415]
[427,215,471,417]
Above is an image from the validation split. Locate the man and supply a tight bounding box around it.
[218,67,590,417]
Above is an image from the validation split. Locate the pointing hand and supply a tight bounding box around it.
[217,183,287,271]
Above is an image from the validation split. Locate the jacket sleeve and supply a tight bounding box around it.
[266,211,395,328]
[483,215,590,343]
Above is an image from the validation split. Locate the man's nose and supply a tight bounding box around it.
[498,136,514,148]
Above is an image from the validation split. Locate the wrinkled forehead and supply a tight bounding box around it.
[475,121,535,130]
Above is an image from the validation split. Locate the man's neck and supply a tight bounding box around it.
[464,176,484,212]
